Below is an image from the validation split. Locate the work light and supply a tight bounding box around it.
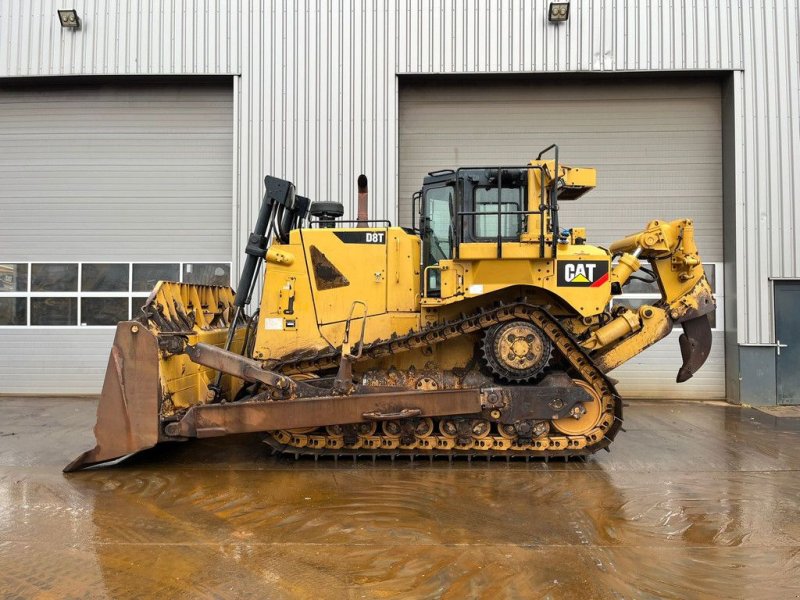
[57,9,81,29]
[548,2,570,23]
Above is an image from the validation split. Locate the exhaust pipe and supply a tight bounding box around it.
[357,174,368,227]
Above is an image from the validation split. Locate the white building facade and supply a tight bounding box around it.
[1,1,798,403]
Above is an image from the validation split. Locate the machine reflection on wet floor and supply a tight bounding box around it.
[1,397,799,599]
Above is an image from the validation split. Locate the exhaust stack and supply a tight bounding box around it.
[357,174,368,227]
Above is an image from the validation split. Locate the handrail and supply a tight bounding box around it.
[422,265,442,298]
[536,144,560,257]
[341,300,368,358]
[453,164,551,259]
[307,219,392,228]
[411,190,422,232]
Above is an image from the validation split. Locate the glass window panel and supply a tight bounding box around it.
[474,187,522,238]
[704,264,716,293]
[0,263,28,292]
[31,264,78,292]
[424,187,454,265]
[131,295,149,318]
[182,263,231,286]
[622,275,660,294]
[132,264,180,292]
[81,297,129,326]
[30,297,77,325]
[617,264,716,295]
[0,297,27,325]
[82,263,129,292]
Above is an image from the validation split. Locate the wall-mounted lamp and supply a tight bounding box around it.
[548,2,570,23]
[57,9,81,29]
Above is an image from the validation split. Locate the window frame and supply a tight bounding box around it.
[0,261,232,329]
[609,261,724,333]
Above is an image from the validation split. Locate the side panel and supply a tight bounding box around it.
[431,245,610,318]
[254,228,424,361]
[254,239,327,361]
[386,229,422,311]
[302,228,388,322]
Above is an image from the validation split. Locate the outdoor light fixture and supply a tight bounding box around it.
[57,9,81,29]
[548,2,570,23]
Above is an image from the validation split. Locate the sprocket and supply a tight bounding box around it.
[480,319,552,383]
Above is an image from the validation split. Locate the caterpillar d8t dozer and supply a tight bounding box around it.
[65,145,716,472]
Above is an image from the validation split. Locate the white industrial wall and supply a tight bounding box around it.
[0,0,797,350]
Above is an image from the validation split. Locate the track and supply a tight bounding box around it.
[264,303,622,460]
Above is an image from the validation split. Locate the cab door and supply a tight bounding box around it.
[421,185,454,296]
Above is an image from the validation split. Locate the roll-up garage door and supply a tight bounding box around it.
[0,80,232,394]
[399,77,724,399]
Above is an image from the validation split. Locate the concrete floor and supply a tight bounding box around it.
[1,397,799,599]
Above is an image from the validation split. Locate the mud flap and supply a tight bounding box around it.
[676,315,713,383]
[63,322,161,472]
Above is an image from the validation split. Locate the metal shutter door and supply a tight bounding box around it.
[399,77,724,399]
[0,81,232,394]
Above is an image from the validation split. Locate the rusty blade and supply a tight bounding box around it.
[676,314,713,383]
[63,323,161,473]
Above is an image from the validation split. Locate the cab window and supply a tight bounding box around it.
[474,187,523,239]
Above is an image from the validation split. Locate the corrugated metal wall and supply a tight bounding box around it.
[0,0,798,346]
[0,81,233,262]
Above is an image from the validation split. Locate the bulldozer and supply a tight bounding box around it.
[65,145,715,471]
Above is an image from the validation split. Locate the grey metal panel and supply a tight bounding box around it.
[399,78,723,260]
[738,346,777,405]
[0,81,232,261]
[0,329,113,394]
[399,77,724,398]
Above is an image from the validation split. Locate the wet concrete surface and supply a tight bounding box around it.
[1,397,799,599]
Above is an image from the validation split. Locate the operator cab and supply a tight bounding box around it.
[414,146,597,297]
[418,168,530,296]
[415,165,552,297]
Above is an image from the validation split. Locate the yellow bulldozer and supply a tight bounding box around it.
[65,145,715,471]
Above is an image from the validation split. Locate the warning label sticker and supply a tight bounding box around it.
[557,260,609,288]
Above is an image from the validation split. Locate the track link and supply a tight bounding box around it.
[265,303,622,460]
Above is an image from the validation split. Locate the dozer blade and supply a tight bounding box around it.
[676,314,713,383]
[64,322,161,472]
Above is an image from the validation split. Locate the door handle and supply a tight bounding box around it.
[777,339,789,356]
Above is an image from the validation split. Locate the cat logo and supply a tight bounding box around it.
[557,260,609,288]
